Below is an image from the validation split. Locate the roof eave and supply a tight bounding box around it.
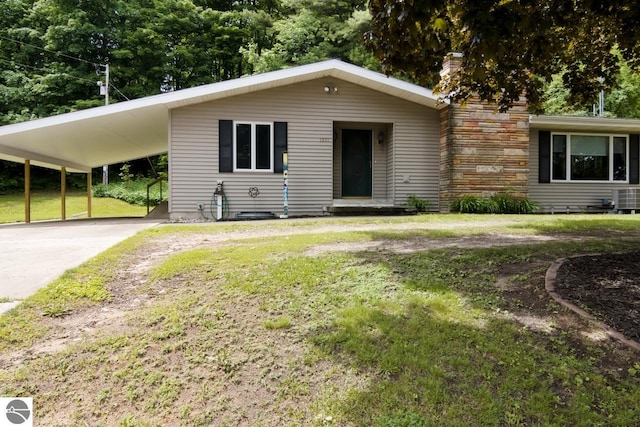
[162,59,444,110]
[529,114,640,133]
[0,143,90,172]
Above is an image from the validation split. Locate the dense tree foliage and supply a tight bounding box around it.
[242,0,375,72]
[3,0,640,193]
[367,0,640,113]
[0,0,375,191]
[0,0,280,124]
[0,0,375,126]
[543,52,640,119]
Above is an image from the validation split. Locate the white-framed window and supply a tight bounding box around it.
[233,122,274,172]
[551,133,628,182]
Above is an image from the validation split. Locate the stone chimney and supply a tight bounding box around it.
[439,52,464,81]
[438,53,530,212]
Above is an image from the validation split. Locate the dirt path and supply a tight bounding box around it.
[0,218,630,372]
[3,217,640,426]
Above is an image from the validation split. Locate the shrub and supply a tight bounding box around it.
[406,194,431,212]
[92,178,168,206]
[451,195,482,213]
[450,192,538,214]
[0,177,19,195]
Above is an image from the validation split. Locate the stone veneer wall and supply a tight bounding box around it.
[439,55,530,212]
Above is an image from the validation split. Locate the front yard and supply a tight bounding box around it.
[0,215,639,426]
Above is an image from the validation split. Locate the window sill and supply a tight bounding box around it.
[549,180,630,184]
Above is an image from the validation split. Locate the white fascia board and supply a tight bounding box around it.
[327,62,443,109]
[0,143,90,172]
[530,115,640,133]
[0,60,441,172]
[0,99,167,138]
[162,59,443,110]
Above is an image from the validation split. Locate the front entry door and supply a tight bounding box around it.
[342,129,372,198]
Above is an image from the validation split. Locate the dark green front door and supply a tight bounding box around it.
[342,129,372,198]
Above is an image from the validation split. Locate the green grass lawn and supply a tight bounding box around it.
[0,192,148,223]
[1,215,640,425]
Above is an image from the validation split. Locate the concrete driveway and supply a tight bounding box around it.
[0,218,160,312]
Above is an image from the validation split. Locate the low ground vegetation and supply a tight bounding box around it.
[0,192,147,223]
[92,177,168,207]
[0,215,639,425]
[450,192,539,214]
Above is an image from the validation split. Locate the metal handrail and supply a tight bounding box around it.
[146,176,166,214]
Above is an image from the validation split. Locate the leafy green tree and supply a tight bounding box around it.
[0,0,49,124]
[243,0,375,72]
[0,0,274,119]
[606,59,640,119]
[543,53,640,119]
[0,0,380,188]
[541,72,601,117]
[367,0,640,112]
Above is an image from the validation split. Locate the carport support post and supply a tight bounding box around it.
[24,160,31,223]
[61,167,66,220]
[87,171,92,218]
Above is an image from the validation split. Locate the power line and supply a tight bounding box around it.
[0,58,130,101]
[0,34,103,68]
[0,58,98,84]
[110,84,129,101]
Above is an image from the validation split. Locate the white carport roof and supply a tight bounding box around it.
[0,59,443,173]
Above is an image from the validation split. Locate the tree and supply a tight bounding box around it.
[243,0,375,73]
[0,0,273,188]
[366,0,640,112]
[543,52,640,119]
[606,58,640,119]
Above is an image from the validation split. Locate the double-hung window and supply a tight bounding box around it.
[234,122,273,172]
[551,133,628,182]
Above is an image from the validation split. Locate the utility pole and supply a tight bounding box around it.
[595,76,605,117]
[99,64,110,184]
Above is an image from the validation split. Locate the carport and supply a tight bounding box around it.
[0,98,170,222]
[0,78,260,222]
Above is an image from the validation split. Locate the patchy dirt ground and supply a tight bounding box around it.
[554,252,640,342]
[2,218,640,425]
[2,219,638,371]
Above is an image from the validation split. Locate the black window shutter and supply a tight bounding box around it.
[219,120,233,173]
[538,131,551,183]
[630,134,639,184]
[274,121,288,173]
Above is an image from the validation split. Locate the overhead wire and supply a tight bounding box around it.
[1,34,167,184]
[0,34,130,99]
[0,34,103,68]
[1,33,166,184]
[0,54,130,102]
[0,58,105,86]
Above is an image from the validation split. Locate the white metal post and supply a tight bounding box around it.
[102,64,110,185]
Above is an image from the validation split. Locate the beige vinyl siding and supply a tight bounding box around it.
[372,126,388,200]
[332,138,341,199]
[529,129,640,212]
[170,78,439,218]
[169,105,217,216]
[393,110,441,209]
